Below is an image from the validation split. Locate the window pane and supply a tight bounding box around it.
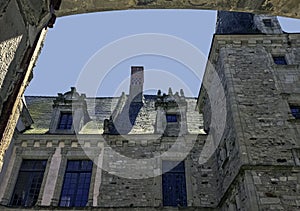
[263,19,272,27]
[57,112,73,129]
[166,114,177,122]
[290,106,300,119]
[10,160,47,207]
[273,56,287,65]
[59,160,92,207]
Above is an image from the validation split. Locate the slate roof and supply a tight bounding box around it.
[24,95,204,135]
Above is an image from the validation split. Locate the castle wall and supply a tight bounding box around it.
[0,134,223,209]
[1,0,300,175]
[204,33,300,209]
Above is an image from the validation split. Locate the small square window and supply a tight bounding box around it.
[273,56,287,65]
[166,114,177,122]
[263,19,273,27]
[57,112,73,129]
[290,106,300,119]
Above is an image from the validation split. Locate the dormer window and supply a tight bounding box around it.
[155,88,187,136]
[166,114,177,123]
[263,19,272,27]
[49,87,91,134]
[57,112,73,130]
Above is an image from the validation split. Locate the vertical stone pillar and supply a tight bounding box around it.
[41,147,62,206]
[155,107,166,134]
[93,150,103,206]
[0,142,16,203]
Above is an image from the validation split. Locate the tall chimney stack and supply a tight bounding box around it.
[129,66,144,103]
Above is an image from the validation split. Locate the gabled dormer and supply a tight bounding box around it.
[49,87,90,134]
[155,88,187,136]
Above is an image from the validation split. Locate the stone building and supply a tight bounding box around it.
[0,11,300,210]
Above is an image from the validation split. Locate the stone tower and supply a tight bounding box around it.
[198,11,300,210]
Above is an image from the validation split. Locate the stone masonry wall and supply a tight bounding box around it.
[212,34,300,209]
[218,34,300,165]
[0,133,224,209]
[200,40,244,206]
[220,170,259,211]
[98,134,219,208]
[251,169,300,210]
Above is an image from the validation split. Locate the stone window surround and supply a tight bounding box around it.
[272,55,288,65]
[270,50,293,66]
[50,147,101,207]
[50,109,75,134]
[262,18,273,27]
[284,95,300,121]
[11,160,48,206]
[0,147,55,206]
[289,105,300,119]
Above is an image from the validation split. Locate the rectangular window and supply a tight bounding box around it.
[59,160,93,207]
[273,56,287,65]
[290,106,300,119]
[10,160,47,207]
[162,161,187,207]
[263,19,272,27]
[166,114,177,123]
[57,112,73,129]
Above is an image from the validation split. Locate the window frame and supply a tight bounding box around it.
[10,159,47,207]
[263,19,273,27]
[273,55,288,65]
[57,112,73,130]
[290,105,300,119]
[59,160,93,207]
[166,114,178,123]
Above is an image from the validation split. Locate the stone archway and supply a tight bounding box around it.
[56,0,300,18]
[0,0,299,169]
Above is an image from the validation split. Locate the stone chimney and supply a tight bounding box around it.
[129,66,144,103]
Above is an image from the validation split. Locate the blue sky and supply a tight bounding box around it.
[25,10,300,97]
